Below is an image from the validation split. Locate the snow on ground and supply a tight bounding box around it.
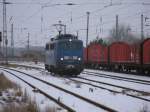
[85,69,150,82]
[3,62,150,112]
[74,76,150,101]
[4,66,150,112]
[9,61,150,82]
[80,72,150,93]
[2,69,106,112]
[9,61,44,68]
[0,69,66,112]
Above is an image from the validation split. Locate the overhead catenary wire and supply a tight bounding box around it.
[2,1,149,26]
[1,0,150,48]
[72,9,150,34]
[6,1,149,24]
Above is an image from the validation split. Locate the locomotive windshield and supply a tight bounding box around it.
[59,41,82,50]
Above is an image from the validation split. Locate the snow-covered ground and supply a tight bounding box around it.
[85,69,150,82]
[79,72,150,94]
[0,69,67,112]
[1,61,150,112]
[8,61,44,68]
[1,69,106,112]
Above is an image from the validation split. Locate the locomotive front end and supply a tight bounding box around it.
[56,39,84,75]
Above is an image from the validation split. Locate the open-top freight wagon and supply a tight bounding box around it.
[84,38,150,75]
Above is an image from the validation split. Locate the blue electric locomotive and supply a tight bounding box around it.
[45,34,84,75]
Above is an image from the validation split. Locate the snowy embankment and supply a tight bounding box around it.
[2,61,150,112]
[1,68,107,112]
[3,67,150,111]
[0,69,66,112]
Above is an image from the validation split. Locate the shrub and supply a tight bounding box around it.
[0,73,19,90]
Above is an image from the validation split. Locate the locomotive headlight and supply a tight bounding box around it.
[78,57,81,61]
[60,58,64,61]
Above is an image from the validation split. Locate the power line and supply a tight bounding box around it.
[0,1,43,5]
[22,8,42,23]
[63,2,128,25]
[51,1,150,24]
[1,1,150,5]
[5,1,150,26]
[72,10,150,39]
[63,1,150,25]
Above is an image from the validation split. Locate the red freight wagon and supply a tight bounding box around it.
[83,48,88,64]
[88,44,102,63]
[109,42,131,63]
[130,43,140,64]
[88,43,108,63]
[143,38,150,65]
[102,46,108,63]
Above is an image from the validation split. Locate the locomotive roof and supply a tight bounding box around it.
[56,34,77,40]
[46,34,81,45]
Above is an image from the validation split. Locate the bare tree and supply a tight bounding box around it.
[109,24,140,44]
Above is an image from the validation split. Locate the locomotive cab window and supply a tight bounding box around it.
[50,43,55,50]
[45,44,49,50]
[59,41,82,50]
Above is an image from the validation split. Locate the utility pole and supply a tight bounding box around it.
[0,32,2,53]
[141,14,144,40]
[116,15,119,40]
[3,0,8,64]
[41,6,43,33]
[145,16,150,37]
[76,30,79,39]
[58,21,62,35]
[86,12,90,48]
[27,33,30,61]
[86,11,90,62]
[99,16,103,38]
[64,25,66,34]
[27,33,30,52]
[11,23,14,58]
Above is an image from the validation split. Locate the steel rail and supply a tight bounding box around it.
[83,71,150,85]
[77,76,150,96]
[1,67,118,112]
[2,69,75,112]
[70,78,150,102]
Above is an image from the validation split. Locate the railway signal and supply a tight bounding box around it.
[0,32,2,52]
[0,32,2,42]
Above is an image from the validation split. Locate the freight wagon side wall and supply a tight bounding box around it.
[130,44,140,64]
[83,48,87,63]
[143,38,150,65]
[88,44,102,63]
[109,42,131,63]
[87,44,108,64]
[102,46,108,63]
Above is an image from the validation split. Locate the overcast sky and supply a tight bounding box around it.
[0,0,150,47]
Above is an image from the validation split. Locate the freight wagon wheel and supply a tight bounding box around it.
[137,69,144,74]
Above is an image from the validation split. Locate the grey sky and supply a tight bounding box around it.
[0,0,150,47]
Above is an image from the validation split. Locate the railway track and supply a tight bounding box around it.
[7,63,150,86]
[83,71,150,85]
[3,64,150,103]
[69,77,150,102]
[0,67,118,112]
[73,75,150,100]
[77,75,150,94]
[1,68,75,112]
[18,65,150,101]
